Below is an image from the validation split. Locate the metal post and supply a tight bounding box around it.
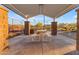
[43,15,45,30]
[12,18,14,32]
[53,18,55,22]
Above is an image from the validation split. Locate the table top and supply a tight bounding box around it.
[36,29,47,34]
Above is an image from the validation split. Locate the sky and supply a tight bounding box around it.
[8,7,77,25]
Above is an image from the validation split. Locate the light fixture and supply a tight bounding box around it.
[25,15,30,19]
[25,15,30,21]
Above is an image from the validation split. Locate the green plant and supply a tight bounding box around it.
[36,22,43,30]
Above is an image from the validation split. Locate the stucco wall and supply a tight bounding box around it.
[0,6,8,52]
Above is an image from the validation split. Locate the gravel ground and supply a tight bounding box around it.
[58,31,76,39]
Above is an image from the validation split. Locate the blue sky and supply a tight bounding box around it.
[8,10,25,25]
[8,8,77,25]
[56,9,77,23]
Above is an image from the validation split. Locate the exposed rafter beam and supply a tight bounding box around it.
[55,5,78,18]
[2,4,26,19]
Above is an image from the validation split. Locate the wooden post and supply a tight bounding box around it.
[51,22,57,35]
[0,6,8,52]
[76,9,79,50]
[24,21,30,35]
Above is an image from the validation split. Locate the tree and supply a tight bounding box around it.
[36,22,43,30]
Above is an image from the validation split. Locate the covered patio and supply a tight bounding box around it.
[0,4,78,55]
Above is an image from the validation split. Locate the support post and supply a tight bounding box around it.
[51,18,57,35]
[24,21,30,35]
[76,9,79,50]
[0,6,8,52]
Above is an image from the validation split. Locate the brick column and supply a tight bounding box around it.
[76,9,79,50]
[51,22,57,35]
[0,6,8,52]
[24,21,30,35]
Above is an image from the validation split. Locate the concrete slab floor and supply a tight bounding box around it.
[0,33,76,55]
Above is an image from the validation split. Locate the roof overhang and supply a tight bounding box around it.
[3,4,78,19]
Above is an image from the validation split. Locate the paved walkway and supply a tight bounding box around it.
[0,32,76,55]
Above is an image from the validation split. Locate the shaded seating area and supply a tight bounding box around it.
[0,32,76,55]
[0,4,78,55]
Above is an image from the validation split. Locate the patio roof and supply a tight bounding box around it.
[3,4,78,19]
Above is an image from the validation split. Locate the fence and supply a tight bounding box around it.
[8,17,25,38]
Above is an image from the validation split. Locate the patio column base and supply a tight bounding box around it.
[24,21,30,35]
[0,39,8,53]
[51,22,57,35]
